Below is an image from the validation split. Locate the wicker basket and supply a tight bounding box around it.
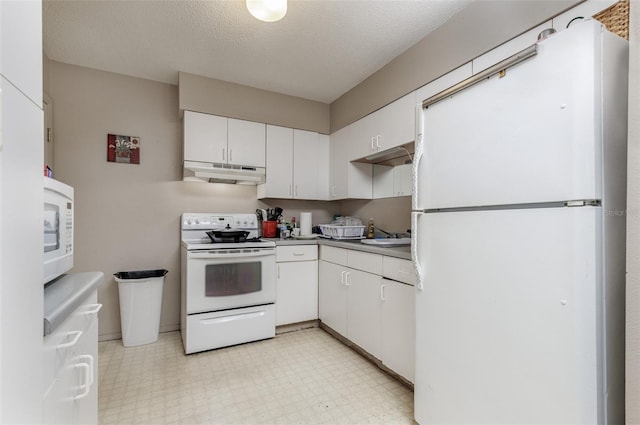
[594,0,629,40]
[318,224,366,240]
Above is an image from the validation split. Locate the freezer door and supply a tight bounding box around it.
[414,207,601,424]
[415,23,603,210]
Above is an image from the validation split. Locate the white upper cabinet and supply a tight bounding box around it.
[330,126,372,200]
[184,111,227,163]
[393,163,412,197]
[259,126,325,200]
[0,0,42,105]
[349,92,416,161]
[227,118,266,167]
[292,129,319,199]
[262,125,294,198]
[183,111,266,167]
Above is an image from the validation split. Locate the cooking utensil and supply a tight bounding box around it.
[206,225,250,243]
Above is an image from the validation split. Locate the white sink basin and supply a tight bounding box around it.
[360,238,411,247]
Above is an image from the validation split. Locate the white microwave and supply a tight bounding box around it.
[44,177,74,284]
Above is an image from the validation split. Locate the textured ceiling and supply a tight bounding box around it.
[43,0,472,103]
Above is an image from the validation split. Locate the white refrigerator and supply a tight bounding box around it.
[411,20,628,424]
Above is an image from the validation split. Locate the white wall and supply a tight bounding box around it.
[48,61,335,339]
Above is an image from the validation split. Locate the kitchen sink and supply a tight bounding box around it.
[360,238,411,247]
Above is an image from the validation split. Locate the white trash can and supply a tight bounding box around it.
[115,269,167,347]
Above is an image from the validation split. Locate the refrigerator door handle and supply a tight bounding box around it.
[411,212,424,291]
[412,107,424,211]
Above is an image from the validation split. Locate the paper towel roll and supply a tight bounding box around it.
[300,212,312,236]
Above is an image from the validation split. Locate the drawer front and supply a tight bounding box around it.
[348,250,383,275]
[43,291,99,396]
[276,245,318,262]
[319,245,348,266]
[382,256,416,285]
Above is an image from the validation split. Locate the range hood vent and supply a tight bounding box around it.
[183,160,266,185]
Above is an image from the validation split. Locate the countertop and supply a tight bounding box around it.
[270,237,412,260]
[43,271,104,336]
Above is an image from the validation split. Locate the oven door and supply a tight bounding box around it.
[185,247,276,314]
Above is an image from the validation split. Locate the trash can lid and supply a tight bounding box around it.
[113,269,168,280]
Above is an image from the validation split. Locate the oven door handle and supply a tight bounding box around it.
[188,250,274,259]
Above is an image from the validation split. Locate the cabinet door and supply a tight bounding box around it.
[317,134,331,200]
[318,261,348,336]
[349,163,373,199]
[227,118,265,167]
[183,111,227,163]
[393,163,413,197]
[349,111,378,160]
[382,279,415,383]
[74,318,98,425]
[347,269,383,359]
[373,164,394,199]
[43,361,75,425]
[377,92,416,152]
[276,260,318,325]
[330,127,350,200]
[264,125,294,198]
[293,129,319,199]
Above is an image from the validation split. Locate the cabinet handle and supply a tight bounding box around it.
[57,330,82,349]
[74,355,95,400]
[77,354,94,386]
[85,303,102,316]
[344,272,351,286]
[293,252,305,256]
[223,148,226,161]
[289,185,292,196]
[277,265,280,279]
[229,149,233,162]
[380,284,387,301]
[332,186,336,197]
[376,135,382,149]
[295,185,298,197]
[371,136,376,150]
[340,270,345,285]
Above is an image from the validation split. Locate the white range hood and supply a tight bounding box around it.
[183,160,266,185]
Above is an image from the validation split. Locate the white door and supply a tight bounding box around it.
[346,268,382,359]
[414,206,599,424]
[330,127,350,200]
[227,118,265,167]
[276,260,318,325]
[416,26,600,210]
[382,279,414,383]
[293,129,319,199]
[318,261,348,336]
[265,125,293,198]
[183,111,227,163]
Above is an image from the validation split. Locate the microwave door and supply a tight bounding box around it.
[43,209,59,252]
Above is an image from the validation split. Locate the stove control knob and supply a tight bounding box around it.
[194,218,200,224]
[186,219,192,225]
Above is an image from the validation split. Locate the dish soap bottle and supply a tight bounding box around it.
[366,218,375,239]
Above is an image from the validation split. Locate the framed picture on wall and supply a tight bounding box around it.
[107,134,140,164]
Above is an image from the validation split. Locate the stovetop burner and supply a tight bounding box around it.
[182,213,276,250]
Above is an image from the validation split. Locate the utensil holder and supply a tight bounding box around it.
[262,221,277,238]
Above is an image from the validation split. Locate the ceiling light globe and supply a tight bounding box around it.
[246,0,287,22]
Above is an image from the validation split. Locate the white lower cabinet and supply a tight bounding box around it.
[346,268,383,359]
[318,260,349,335]
[319,246,415,382]
[276,245,318,326]
[43,291,100,425]
[381,278,415,383]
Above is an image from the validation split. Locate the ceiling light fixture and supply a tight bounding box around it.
[246,0,287,22]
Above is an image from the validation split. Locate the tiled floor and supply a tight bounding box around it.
[98,327,415,424]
